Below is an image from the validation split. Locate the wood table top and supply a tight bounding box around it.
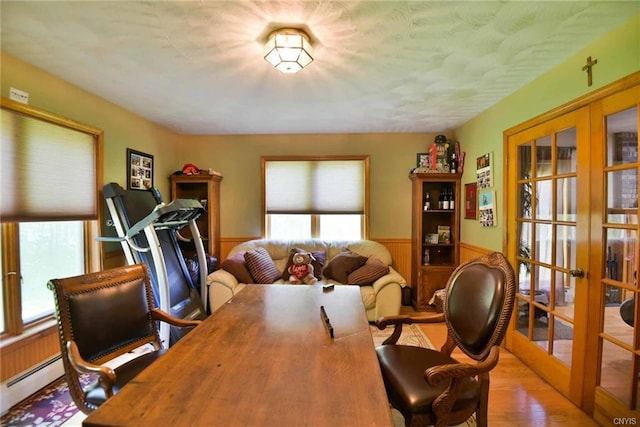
[83,284,394,426]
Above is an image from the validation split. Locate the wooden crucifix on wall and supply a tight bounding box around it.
[582,56,598,87]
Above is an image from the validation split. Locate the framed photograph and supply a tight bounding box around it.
[424,233,439,244]
[127,148,154,190]
[476,152,493,189]
[479,190,497,227]
[437,225,451,244]
[464,182,477,219]
[416,152,431,169]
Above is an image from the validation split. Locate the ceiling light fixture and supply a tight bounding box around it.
[264,28,313,73]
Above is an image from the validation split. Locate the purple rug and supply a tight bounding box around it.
[1,377,81,427]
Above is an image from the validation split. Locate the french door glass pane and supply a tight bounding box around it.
[20,221,84,323]
[535,136,552,178]
[556,177,577,221]
[535,223,553,265]
[556,129,577,174]
[551,317,574,365]
[600,340,633,407]
[519,143,532,179]
[606,107,638,167]
[518,183,533,219]
[605,228,637,285]
[536,180,552,220]
[607,169,638,217]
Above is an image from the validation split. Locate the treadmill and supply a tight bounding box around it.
[100,182,208,346]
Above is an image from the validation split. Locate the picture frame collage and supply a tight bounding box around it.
[464,151,497,227]
[127,148,154,191]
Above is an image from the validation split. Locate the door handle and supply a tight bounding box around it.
[569,268,585,278]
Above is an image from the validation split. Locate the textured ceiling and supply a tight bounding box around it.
[1,1,637,135]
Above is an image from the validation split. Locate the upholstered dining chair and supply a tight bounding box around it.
[375,252,516,427]
[47,263,201,414]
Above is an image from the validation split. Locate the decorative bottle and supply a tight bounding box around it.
[423,248,430,265]
[442,187,450,210]
[424,192,431,211]
[448,186,455,209]
[450,153,458,173]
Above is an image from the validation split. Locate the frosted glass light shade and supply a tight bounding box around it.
[264,28,313,73]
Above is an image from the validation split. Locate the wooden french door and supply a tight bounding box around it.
[585,85,639,422]
[506,107,591,405]
[506,77,640,420]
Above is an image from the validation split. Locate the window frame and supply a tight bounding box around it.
[261,155,370,239]
[0,97,103,337]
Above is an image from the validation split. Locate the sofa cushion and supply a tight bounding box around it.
[323,250,368,283]
[220,252,254,284]
[282,248,327,281]
[244,248,282,284]
[347,259,390,285]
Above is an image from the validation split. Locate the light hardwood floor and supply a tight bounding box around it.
[414,316,599,426]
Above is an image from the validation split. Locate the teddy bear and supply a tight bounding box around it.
[288,252,317,285]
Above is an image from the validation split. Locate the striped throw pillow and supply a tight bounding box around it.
[244,248,281,283]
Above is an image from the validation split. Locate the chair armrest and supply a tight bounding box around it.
[425,346,501,422]
[151,308,201,328]
[375,313,445,345]
[67,341,117,397]
[424,346,501,385]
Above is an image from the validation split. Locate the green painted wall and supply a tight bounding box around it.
[456,14,640,252]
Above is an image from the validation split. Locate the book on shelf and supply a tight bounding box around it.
[437,225,451,244]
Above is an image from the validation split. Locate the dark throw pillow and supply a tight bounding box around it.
[220,252,253,284]
[244,248,282,283]
[347,259,390,286]
[282,248,327,280]
[323,250,368,283]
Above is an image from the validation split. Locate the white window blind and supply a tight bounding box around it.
[1,107,99,221]
[265,159,365,214]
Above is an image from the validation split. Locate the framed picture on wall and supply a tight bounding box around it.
[464,182,477,219]
[416,152,431,169]
[127,148,154,190]
[476,152,493,189]
[479,190,496,227]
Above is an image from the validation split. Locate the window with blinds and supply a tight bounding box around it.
[1,106,100,222]
[263,157,369,239]
[0,98,102,334]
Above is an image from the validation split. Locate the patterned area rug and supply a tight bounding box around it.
[370,322,435,348]
[370,323,476,427]
[1,376,83,427]
[1,346,152,427]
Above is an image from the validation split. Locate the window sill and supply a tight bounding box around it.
[0,318,58,351]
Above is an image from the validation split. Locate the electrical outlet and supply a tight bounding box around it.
[9,87,29,104]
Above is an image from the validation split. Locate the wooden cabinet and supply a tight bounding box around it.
[170,173,222,259]
[410,173,461,310]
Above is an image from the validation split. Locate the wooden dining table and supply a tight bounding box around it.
[82,284,394,426]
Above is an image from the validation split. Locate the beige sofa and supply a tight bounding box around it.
[206,239,406,322]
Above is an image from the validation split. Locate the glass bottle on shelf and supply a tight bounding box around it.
[450,153,458,173]
[423,248,430,265]
[424,192,431,211]
[448,186,455,209]
[442,187,450,210]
